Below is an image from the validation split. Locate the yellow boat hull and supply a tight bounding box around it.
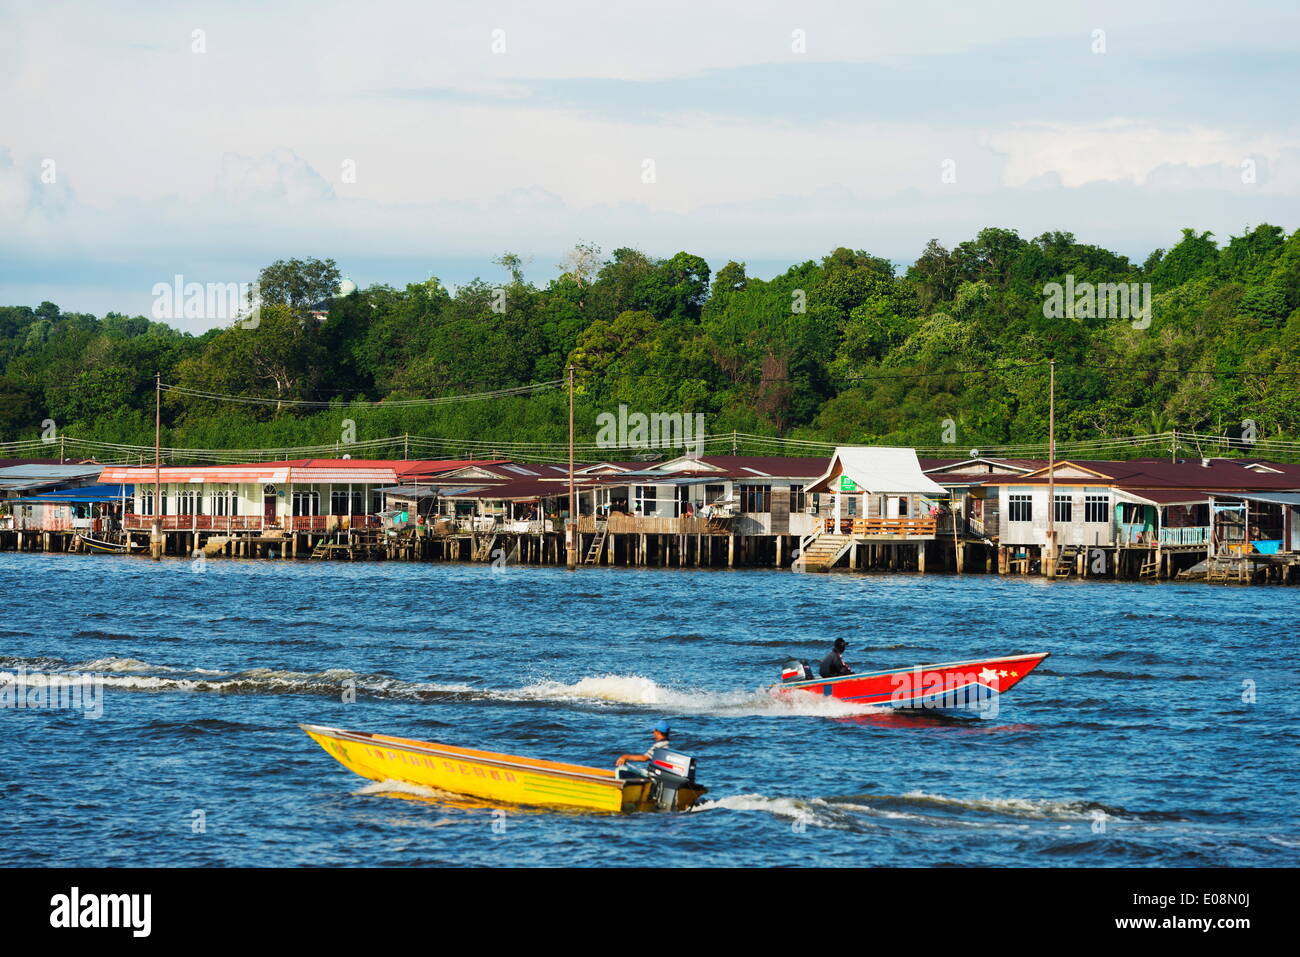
[301,724,706,813]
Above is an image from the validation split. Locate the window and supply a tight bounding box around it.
[1008,493,1033,523]
[213,490,239,516]
[676,485,690,516]
[140,490,155,516]
[704,484,725,505]
[330,490,364,515]
[292,491,320,516]
[739,483,770,513]
[633,485,657,516]
[177,489,202,515]
[790,484,806,512]
[1084,494,1109,524]
[1054,494,1073,523]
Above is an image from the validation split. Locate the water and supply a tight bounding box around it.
[1,552,1296,867]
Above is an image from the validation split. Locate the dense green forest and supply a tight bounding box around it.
[2,225,1298,457]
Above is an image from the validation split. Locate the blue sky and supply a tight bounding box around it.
[1,0,1298,330]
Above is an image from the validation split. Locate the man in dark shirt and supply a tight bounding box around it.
[819,638,853,678]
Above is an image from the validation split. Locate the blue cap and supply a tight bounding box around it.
[653,720,671,734]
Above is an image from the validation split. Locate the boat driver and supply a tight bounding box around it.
[614,720,671,767]
[819,638,853,678]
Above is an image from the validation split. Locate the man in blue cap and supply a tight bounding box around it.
[614,720,672,767]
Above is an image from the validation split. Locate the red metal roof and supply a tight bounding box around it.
[438,476,595,500]
[694,455,829,476]
[983,458,1300,491]
[99,462,399,484]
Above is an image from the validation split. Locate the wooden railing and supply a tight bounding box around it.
[1158,526,1211,546]
[287,515,379,531]
[578,514,733,535]
[823,517,938,537]
[126,515,262,530]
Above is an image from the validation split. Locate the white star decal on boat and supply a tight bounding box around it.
[979,667,1000,684]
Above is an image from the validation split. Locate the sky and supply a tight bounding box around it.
[2,0,1298,331]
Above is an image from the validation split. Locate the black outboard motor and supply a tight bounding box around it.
[645,749,698,810]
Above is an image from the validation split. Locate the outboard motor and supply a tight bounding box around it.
[645,749,698,810]
[781,658,812,682]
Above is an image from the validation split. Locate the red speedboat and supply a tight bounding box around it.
[773,652,1050,717]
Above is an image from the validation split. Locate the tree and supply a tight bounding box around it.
[175,304,324,415]
[255,258,342,313]
[558,242,602,286]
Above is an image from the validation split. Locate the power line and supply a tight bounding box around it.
[6,428,1299,465]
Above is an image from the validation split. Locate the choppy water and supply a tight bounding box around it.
[1,552,1297,867]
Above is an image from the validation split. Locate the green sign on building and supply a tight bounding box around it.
[838,476,859,492]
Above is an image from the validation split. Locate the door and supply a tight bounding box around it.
[264,495,277,526]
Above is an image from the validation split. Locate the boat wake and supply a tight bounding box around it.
[511,674,885,718]
[693,790,1188,831]
[0,657,881,718]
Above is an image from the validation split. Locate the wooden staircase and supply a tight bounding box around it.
[472,533,498,562]
[584,522,608,565]
[1206,555,1253,583]
[310,539,351,560]
[794,532,853,572]
[1050,544,1080,579]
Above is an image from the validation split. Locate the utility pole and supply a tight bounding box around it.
[1045,359,1056,578]
[152,372,162,560]
[567,364,577,568]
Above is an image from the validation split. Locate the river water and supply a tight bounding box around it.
[1,552,1296,867]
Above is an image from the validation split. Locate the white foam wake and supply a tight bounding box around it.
[512,673,884,718]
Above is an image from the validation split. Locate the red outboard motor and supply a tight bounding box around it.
[781,658,813,682]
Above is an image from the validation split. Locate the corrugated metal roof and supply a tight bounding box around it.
[808,448,948,495]
[0,464,102,479]
[657,455,828,477]
[986,458,1300,491]
[1214,491,1300,506]
[11,483,134,503]
[1113,486,1209,506]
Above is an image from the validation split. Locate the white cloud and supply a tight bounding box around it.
[216,150,336,204]
[2,0,1298,320]
[985,120,1292,188]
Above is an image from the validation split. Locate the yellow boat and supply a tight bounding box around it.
[300,724,707,813]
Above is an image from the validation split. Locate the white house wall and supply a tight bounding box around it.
[135,481,380,519]
[998,486,1114,547]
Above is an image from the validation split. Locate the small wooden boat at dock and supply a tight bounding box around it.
[301,724,706,812]
[774,652,1050,715]
[75,534,141,554]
